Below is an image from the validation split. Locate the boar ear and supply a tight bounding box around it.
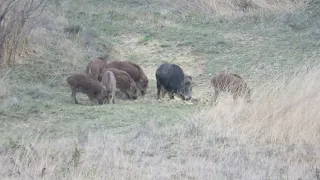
[187,75,192,80]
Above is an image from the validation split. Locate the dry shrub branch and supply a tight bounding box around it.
[0,0,47,66]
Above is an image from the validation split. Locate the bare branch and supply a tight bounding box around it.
[0,0,48,66]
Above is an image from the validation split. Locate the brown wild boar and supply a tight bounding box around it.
[67,73,109,105]
[103,68,138,100]
[101,70,117,104]
[211,72,251,105]
[85,57,108,80]
[106,60,149,95]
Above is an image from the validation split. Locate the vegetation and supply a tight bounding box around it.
[0,0,47,66]
[0,0,319,179]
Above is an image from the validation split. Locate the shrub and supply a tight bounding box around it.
[0,0,47,66]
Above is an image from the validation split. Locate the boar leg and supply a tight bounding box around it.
[87,94,98,104]
[111,89,116,104]
[107,94,113,104]
[156,81,161,99]
[161,88,167,98]
[71,90,79,104]
[111,93,116,104]
[125,92,131,99]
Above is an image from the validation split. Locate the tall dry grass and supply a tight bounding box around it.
[198,65,320,148]
[172,0,309,16]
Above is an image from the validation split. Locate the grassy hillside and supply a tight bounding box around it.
[0,0,320,179]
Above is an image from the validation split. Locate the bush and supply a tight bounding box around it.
[0,0,47,66]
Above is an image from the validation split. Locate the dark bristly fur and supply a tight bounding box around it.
[155,62,192,101]
[85,57,108,81]
[67,73,109,105]
[106,60,149,95]
[103,68,138,100]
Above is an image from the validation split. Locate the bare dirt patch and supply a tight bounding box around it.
[111,34,211,102]
[114,34,206,78]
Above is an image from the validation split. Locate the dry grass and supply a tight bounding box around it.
[1,65,319,179]
[199,66,320,147]
[172,0,309,17]
[0,0,319,179]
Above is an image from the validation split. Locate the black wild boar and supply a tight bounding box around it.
[156,62,192,101]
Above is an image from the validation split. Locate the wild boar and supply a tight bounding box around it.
[156,62,192,101]
[85,57,108,80]
[103,68,138,100]
[105,60,149,95]
[66,73,109,105]
[101,70,117,104]
[211,72,251,104]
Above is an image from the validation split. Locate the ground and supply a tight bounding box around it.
[0,0,320,179]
